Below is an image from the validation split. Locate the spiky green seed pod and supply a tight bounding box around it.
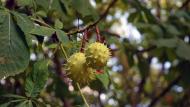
[65,52,96,85]
[71,65,96,86]
[85,42,111,69]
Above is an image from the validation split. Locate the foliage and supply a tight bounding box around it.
[0,0,190,107]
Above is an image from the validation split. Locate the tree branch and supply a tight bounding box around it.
[66,0,118,35]
[135,45,157,54]
[180,0,190,9]
[101,30,120,38]
[148,75,182,107]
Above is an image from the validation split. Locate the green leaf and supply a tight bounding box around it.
[96,70,110,90]
[35,0,50,11]
[176,41,190,61]
[32,99,46,107]
[50,0,65,15]
[56,30,69,44]
[15,100,28,107]
[25,60,49,98]
[12,12,34,34]
[9,99,26,103]
[30,26,55,36]
[16,0,33,7]
[12,12,35,47]
[155,38,178,48]
[0,10,30,79]
[135,23,163,37]
[1,99,27,106]
[54,19,63,29]
[0,102,11,107]
[71,0,98,20]
[36,10,47,17]
[162,24,181,36]
[123,0,157,23]
[60,0,71,14]
[2,94,26,99]
[128,12,140,23]
[28,100,33,107]
[25,33,36,47]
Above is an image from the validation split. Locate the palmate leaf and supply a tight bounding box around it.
[0,9,30,79]
[25,60,49,98]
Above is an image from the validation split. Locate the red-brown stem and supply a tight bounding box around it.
[80,30,88,52]
[95,26,102,42]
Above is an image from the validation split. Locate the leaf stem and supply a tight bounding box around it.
[95,26,101,42]
[31,18,52,28]
[80,30,88,52]
[60,44,68,60]
[76,83,90,107]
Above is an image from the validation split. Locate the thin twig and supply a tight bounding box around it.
[101,30,120,38]
[148,75,182,107]
[135,45,157,54]
[66,0,118,35]
[180,0,190,9]
[76,83,90,107]
[156,0,160,19]
[30,0,118,36]
[60,44,68,60]
[80,30,88,52]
